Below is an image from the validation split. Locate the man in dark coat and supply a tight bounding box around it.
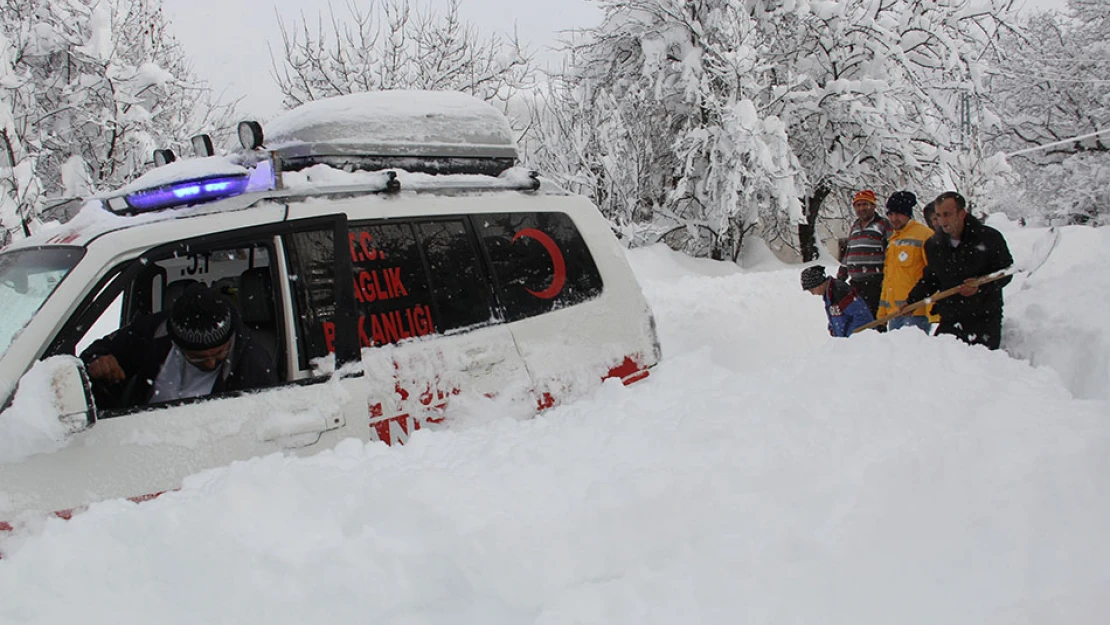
[905,191,1014,350]
[80,284,278,410]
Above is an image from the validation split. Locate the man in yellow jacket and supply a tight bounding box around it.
[878,191,937,332]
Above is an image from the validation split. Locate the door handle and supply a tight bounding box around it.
[463,348,505,374]
[258,410,334,442]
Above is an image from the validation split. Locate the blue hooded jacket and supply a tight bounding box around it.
[822,278,875,337]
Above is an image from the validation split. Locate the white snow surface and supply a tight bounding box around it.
[1,223,1109,624]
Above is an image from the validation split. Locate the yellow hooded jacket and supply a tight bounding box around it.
[878,220,938,321]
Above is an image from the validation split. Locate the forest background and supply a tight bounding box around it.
[1,0,1105,262]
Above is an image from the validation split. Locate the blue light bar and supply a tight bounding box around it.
[124,175,251,213]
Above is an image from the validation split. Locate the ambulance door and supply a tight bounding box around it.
[0,217,359,519]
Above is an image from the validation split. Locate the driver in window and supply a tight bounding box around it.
[80,284,278,410]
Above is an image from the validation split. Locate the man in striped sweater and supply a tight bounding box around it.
[837,189,891,318]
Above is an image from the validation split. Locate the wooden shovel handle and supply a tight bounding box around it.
[852,268,1013,334]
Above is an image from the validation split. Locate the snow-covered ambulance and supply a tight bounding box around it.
[0,91,660,524]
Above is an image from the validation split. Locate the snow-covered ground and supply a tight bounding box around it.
[1,222,1108,624]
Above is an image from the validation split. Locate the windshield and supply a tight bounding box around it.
[0,247,84,361]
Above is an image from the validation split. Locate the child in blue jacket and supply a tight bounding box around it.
[801,265,874,337]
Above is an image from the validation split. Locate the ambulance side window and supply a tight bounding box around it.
[69,245,275,360]
[474,212,604,322]
[346,221,435,348]
[72,274,127,357]
[284,229,340,369]
[414,219,495,332]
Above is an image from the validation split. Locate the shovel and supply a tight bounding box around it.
[853,227,1059,334]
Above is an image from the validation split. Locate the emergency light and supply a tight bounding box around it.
[124,174,251,213]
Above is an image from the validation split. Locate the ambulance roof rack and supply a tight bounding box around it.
[276,154,516,178]
[93,90,533,216]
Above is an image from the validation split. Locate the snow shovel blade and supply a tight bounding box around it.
[1020,226,1060,278]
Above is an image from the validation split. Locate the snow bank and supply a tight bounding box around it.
[629,243,824,370]
[0,225,1107,625]
[2,328,1106,624]
[1004,225,1110,400]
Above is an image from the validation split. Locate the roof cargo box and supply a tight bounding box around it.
[264,90,518,176]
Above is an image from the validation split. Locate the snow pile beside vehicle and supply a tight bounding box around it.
[629,243,825,371]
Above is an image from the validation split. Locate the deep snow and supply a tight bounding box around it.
[0,222,1108,624]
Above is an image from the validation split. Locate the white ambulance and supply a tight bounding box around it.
[0,91,660,525]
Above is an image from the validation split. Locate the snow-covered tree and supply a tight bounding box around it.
[273,0,535,118]
[983,0,1110,225]
[528,1,806,261]
[1,29,40,242]
[525,0,1016,261]
[0,0,235,243]
[778,0,1017,259]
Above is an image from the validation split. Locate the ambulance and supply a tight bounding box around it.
[0,90,660,523]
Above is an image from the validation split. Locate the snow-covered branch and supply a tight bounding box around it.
[272,0,536,122]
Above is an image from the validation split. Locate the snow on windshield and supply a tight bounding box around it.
[0,247,83,362]
[0,222,1108,624]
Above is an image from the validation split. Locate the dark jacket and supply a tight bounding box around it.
[906,214,1014,322]
[80,311,278,411]
[823,278,875,337]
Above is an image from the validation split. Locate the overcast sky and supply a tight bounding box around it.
[163,0,1068,122]
[163,0,601,119]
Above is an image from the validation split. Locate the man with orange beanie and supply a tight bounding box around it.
[837,189,891,318]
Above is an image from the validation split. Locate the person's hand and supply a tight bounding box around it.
[87,355,126,384]
[958,279,979,297]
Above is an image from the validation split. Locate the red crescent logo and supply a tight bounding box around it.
[512,228,566,299]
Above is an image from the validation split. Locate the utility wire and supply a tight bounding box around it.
[1006,56,1110,63]
[994,69,1110,83]
[1006,128,1110,157]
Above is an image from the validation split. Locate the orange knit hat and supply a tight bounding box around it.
[853,189,877,205]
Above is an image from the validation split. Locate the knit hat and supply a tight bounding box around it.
[853,189,877,205]
[167,285,233,350]
[800,265,828,290]
[886,191,917,217]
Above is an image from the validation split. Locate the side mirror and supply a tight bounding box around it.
[3,357,97,437]
[0,357,95,463]
[50,357,98,433]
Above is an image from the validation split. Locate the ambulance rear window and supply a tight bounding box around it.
[475,212,603,322]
